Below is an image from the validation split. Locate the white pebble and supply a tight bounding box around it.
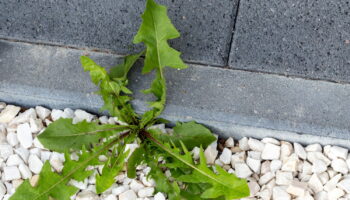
[280,141,293,160]
[276,171,293,185]
[270,160,282,172]
[260,160,271,174]
[324,174,342,192]
[74,109,94,123]
[62,108,75,118]
[305,143,322,152]
[138,187,154,198]
[328,188,345,199]
[30,148,41,157]
[0,102,5,110]
[75,191,99,200]
[219,148,232,164]
[51,109,64,121]
[191,147,200,160]
[281,153,299,172]
[231,152,246,164]
[18,163,32,179]
[338,178,350,193]
[258,189,272,200]
[0,105,21,124]
[293,143,307,160]
[130,180,144,192]
[29,118,43,134]
[33,137,44,149]
[6,132,18,146]
[6,154,23,166]
[50,155,64,172]
[0,144,13,160]
[308,174,323,193]
[235,163,252,178]
[261,143,281,160]
[248,138,265,152]
[35,106,51,120]
[119,190,137,200]
[224,137,234,147]
[259,172,274,185]
[30,175,39,187]
[239,137,249,151]
[302,161,312,175]
[28,154,43,174]
[318,172,329,185]
[272,186,291,200]
[104,194,117,200]
[3,166,21,181]
[262,137,280,145]
[112,185,129,196]
[286,181,307,197]
[312,159,327,173]
[0,124,6,143]
[0,182,6,200]
[247,151,261,160]
[307,151,331,165]
[14,147,29,163]
[204,145,218,164]
[329,146,348,160]
[315,191,328,200]
[69,179,88,190]
[17,123,33,148]
[247,180,260,196]
[332,159,349,174]
[154,192,166,200]
[10,108,36,126]
[141,176,155,187]
[246,157,261,174]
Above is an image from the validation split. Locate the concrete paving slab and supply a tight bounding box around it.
[1,40,350,147]
[229,0,350,83]
[0,0,238,66]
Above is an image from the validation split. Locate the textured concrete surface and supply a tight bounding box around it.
[229,0,350,83]
[0,0,238,66]
[2,40,350,146]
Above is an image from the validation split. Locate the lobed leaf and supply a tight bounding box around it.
[10,144,108,200]
[127,146,145,178]
[95,148,130,194]
[38,118,129,152]
[109,51,144,79]
[145,132,250,200]
[149,121,216,150]
[177,149,249,199]
[81,55,141,123]
[143,147,181,200]
[134,0,187,73]
[135,0,188,124]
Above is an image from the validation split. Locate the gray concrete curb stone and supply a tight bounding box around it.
[229,0,350,83]
[1,40,350,147]
[0,0,238,66]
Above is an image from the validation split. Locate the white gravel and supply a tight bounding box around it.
[2,103,350,199]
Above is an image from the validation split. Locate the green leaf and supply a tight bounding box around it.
[95,148,130,194]
[38,118,129,152]
[145,132,249,200]
[81,56,108,84]
[177,149,250,200]
[127,147,145,178]
[81,55,139,123]
[9,143,112,200]
[145,156,181,200]
[149,121,216,150]
[134,0,187,73]
[134,0,188,126]
[109,51,144,79]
